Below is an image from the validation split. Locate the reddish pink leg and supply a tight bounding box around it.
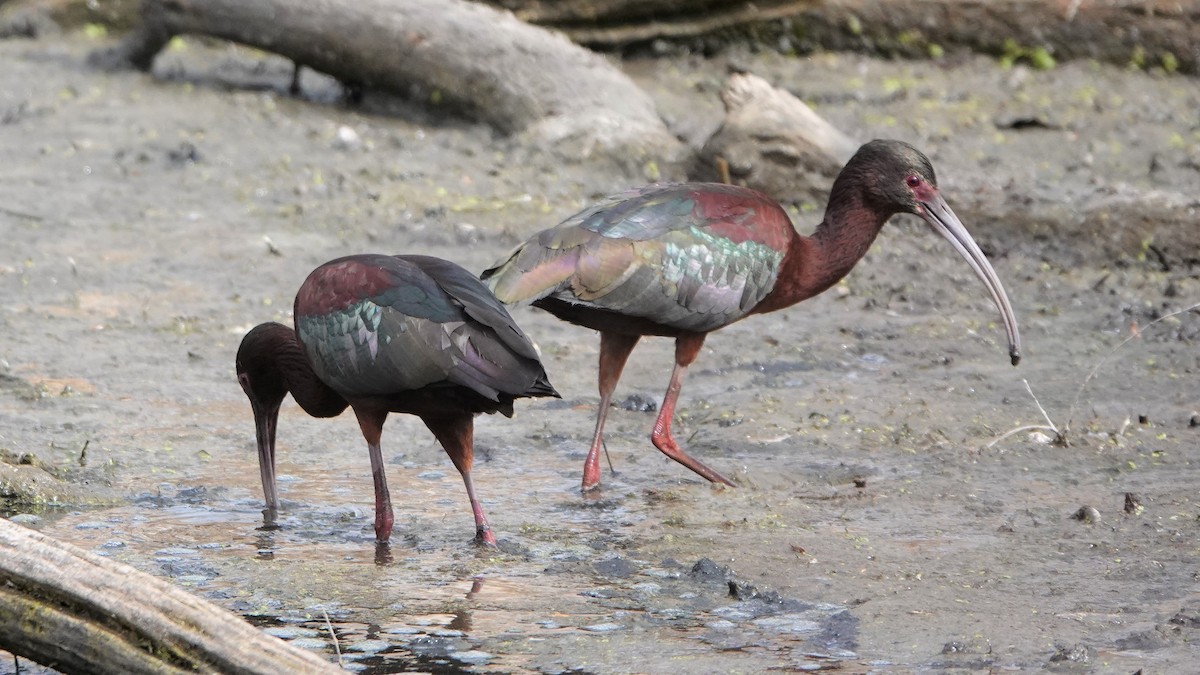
[424,415,497,547]
[650,334,736,486]
[582,332,641,492]
[353,408,395,544]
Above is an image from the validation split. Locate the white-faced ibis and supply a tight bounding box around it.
[482,139,1021,491]
[236,254,559,546]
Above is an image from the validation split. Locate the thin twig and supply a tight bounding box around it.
[322,609,342,666]
[1022,378,1066,445]
[601,438,616,476]
[985,424,1059,449]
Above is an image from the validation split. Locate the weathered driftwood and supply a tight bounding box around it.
[0,518,340,675]
[691,72,857,205]
[693,73,1200,268]
[87,0,686,172]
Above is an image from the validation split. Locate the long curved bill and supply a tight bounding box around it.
[919,191,1022,365]
[252,399,281,524]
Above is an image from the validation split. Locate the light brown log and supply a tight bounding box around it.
[0,518,341,675]
[692,72,857,205]
[87,0,686,172]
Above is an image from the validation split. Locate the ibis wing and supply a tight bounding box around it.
[483,183,790,332]
[398,255,556,399]
[296,255,554,401]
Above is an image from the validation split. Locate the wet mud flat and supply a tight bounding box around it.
[2,35,1200,673]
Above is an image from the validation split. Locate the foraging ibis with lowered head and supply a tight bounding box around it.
[236,254,559,545]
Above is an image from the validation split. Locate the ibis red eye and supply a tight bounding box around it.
[905,175,921,188]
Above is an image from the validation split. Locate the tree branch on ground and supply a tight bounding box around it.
[0,518,341,674]
[86,0,687,175]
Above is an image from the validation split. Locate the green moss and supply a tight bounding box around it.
[1161,51,1179,73]
[896,29,923,48]
[845,14,863,37]
[1028,47,1056,70]
[82,23,107,39]
[1129,45,1147,70]
[643,160,661,182]
[999,39,1056,70]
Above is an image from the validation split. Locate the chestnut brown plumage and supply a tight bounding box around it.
[483,140,1020,491]
[236,254,558,545]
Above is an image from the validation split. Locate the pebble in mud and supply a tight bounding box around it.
[332,125,362,151]
[618,393,657,412]
[1071,505,1101,524]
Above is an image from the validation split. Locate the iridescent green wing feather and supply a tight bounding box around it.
[482,184,792,332]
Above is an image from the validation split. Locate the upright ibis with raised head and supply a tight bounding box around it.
[483,139,1020,491]
[236,254,559,545]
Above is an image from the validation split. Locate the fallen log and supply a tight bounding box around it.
[88,0,687,173]
[0,518,340,675]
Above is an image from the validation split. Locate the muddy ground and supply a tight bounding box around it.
[2,31,1199,674]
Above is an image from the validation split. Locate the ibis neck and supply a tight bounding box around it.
[755,192,890,314]
[273,331,349,419]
